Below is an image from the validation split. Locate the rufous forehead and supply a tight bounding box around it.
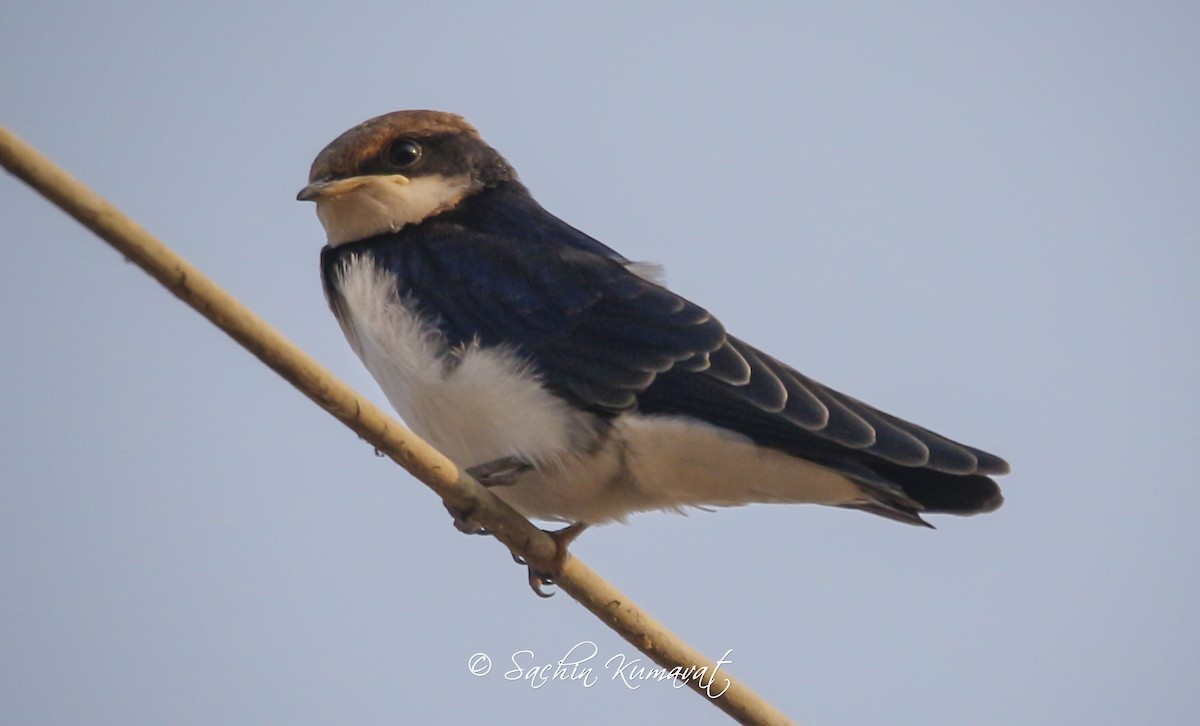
[307,110,481,183]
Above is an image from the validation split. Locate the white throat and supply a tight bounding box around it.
[315,174,473,246]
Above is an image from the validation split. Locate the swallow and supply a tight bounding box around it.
[298,110,1008,591]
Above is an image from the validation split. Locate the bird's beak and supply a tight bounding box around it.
[296,174,411,202]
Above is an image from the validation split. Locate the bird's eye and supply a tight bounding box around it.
[387,139,422,168]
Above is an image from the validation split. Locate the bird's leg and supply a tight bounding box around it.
[527,522,590,598]
[445,456,533,534]
[448,456,588,597]
[466,456,532,487]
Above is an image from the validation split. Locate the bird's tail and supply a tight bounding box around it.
[842,459,1004,527]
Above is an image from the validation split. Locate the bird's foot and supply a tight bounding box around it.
[445,500,490,535]
[527,522,590,598]
[446,457,532,534]
[466,456,532,487]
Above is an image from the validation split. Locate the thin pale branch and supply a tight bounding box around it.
[0,123,796,726]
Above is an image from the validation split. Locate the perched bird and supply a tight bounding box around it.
[298,110,1008,585]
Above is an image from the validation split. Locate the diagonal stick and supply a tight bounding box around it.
[0,123,796,726]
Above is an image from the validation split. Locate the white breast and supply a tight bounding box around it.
[331,254,587,470]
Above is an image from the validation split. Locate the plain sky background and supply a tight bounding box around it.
[2,3,1198,724]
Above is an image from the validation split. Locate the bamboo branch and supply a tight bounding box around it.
[0,123,796,726]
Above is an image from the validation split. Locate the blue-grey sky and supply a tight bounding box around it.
[2,3,1197,724]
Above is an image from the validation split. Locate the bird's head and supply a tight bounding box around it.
[297,110,517,246]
